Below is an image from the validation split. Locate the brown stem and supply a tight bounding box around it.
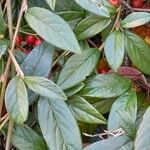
[8,50,24,78]
[5,119,14,150]
[0,0,27,117]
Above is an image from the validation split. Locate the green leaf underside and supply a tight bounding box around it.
[135,107,150,150]
[38,97,82,150]
[84,136,132,150]
[121,12,150,28]
[5,77,29,124]
[74,0,110,17]
[104,31,124,71]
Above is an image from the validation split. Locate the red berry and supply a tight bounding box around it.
[108,0,120,6]
[26,35,36,45]
[98,68,109,74]
[132,0,144,8]
[17,47,23,52]
[16,35,22,45]
[34,38,43,46]
[25,49,31,55]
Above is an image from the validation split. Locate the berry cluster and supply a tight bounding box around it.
[108,0,149,8]
[16,35,43,55]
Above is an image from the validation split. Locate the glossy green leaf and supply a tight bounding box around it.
[135,106,150,150]
[121,12,150,28]
[5,77,29,124]
[21,42,54,77]
[93,98,115,114]
[25,7,81,53]
[84,136,132,150]
[0,40,9,59]
[125,31,150,75]
[108,91,137,137]
[46,0,56,10]
[12,125,47,150]
[38,97,82,150]
[28,0,50,9]
[55,0,83,11]
[74,15,111,40]
[67,95,106,123]
[74,0,110,17]
[57,48,100,90]
[0,6,5,34]
[24,76,67,100]
[57,11,84,29]
[104,31,124,71]
[79,74,131,98]
[135,93,149,128]
[65,83,84,97]
[21,42,54,104]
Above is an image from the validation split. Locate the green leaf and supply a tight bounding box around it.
[25,7,81,53]
[93,98,115,114]
[38,97,82,150]
[5,77,29,124]
[84,136,132,150]
[21,42,54,104]
[0,40,9,59]
[57,11,85,29]
[12,125,47,150]
[21,42,54,77]
[57,48,100,90]
[28,0,50,9]
[79,40,90,51]
[24,76,67,100]
[55,0,83,11]
[135,106,150,150]
[46,0,56,10]
[65,83,84,97]
[104,31,124,71]
[121,12,150,28]
[136,93,149,128]
[74,0,110,17]
[79,74,131,98]
[67,95,106,123]
[108,91,137,137]
[0,6,5,34]
[124,31,150,75]
[74,14,111,40]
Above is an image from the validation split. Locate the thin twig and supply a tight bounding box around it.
[0,0,27,117]
[5,119,14,150]
[0,113,8,122]
[87,39,98,48]
[52,51,67,68]
[0,116,9,131]
[8,50,24,78]
[6,0,13,41]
